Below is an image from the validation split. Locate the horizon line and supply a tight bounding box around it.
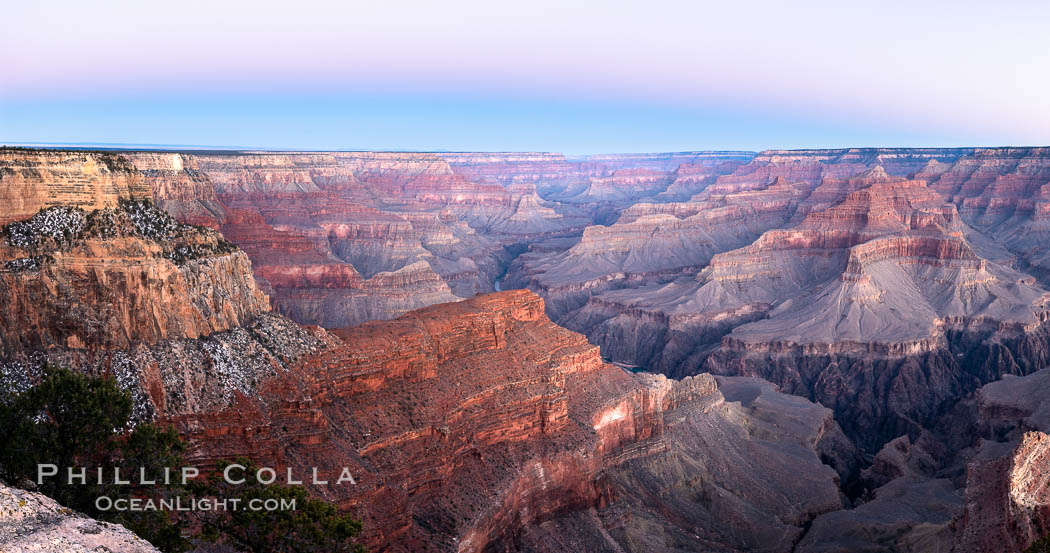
[5,141,1050,157]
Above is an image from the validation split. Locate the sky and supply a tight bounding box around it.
[2,0,1049,154]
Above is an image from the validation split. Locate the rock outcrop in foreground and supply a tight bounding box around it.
[0,483,160,553]
[786,367,1050,553]
[0,150,315,421]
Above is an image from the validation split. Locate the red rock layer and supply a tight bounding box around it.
[658,159,749,199]
[947,369,1050,552]
[439,152,586,192]
[171,291,640,551]
[506,174,811,320]
[548,167,1050,450]
[0,156,270,355]
[957,431,1050,552]
[92,149,762,328]
[0,234,268,356]
[166,290,851,552]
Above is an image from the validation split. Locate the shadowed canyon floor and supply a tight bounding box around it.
[1,146,1049,552]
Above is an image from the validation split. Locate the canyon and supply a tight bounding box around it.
[131,150,752,328]
[517,148,1050,451]
[170,289,859,552]
[1,146,1049,552]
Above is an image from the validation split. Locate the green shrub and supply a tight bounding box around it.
[0,367,366,553]
[119,198,180,239]
[0,366,189,552]
[2,206,85,251]
[1028,535,1050,553]
[191,458,365,553]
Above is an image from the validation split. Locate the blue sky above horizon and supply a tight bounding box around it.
[3,0,1049,154]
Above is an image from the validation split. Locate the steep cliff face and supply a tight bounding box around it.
[166,152,493,325]
[440,151,753,200]
[507,374,856,553]
[127,152,227,228]
[547,166,1050,449]
[2,310,326,422]
[170,290,854,553]
[751,147,972,173]
[957,431,1050,553]
[700,162,1050,449]
[127,150,765,328]
[0,148,151,224]
[508,175,810,319]
[925,147,1050,285]
[507,149,981,325]
[657,159,750,200]
[787,367,1050,553]
[439,152,586,197]
[0,199,269,357]
[952,368,1050,552]
[196,152,369,201]
[5,145,1050,552]
[8,149,584,330]
[0,152,303,424]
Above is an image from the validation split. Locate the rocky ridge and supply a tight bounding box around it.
[0,198,269,356]
[170,290,857,553]
[795,367,1050,553]
[0,148,151,224]
[2,146,1049,552]
[520,150,1050,452]
[0,151,311,422]
[0,483,161,553]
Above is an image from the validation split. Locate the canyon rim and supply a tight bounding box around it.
[1,146,1048,553]
[4,1,1050,551]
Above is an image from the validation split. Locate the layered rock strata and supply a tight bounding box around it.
[508,175,810,320]
[170,291,854,553]
[122,149,763,327]
[182,151,585,325]
[0,148,151,224]
[440,151,752,201]
[924,147,1050,285]
[551,167,1050,449]
[953,368,1050,552]
[6,145,1050,552]
[0,200,268,356]
[790,367,1050,553]
[130,152,227,228]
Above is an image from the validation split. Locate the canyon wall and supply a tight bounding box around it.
[0,151,269,357]
[8,146,1050,452]
[795,367,1050,553]
[119,149,754,328]
[518,148,1050,453]
[0,149,151,224]
[3,146,1049,552]
[0,150,310,422]
[169,290,857,553]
